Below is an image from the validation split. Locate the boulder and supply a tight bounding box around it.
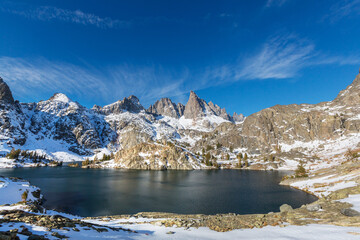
[306,203,322,212]
[340,208,360,217]
[280,204,293,213]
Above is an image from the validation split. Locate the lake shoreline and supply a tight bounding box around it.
[1,160,360,239]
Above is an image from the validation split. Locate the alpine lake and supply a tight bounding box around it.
[0,167,317,217]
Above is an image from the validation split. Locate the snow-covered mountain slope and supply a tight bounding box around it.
[1,69,360,171]
[0,77,242,167]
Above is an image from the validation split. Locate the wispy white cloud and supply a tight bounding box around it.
[0,33,359,107]
[2,6,131,29]
[236,34,315,79]
[0,57,108,102]
[0,57,189,107]
[104,65,188,104]
[266,0,288,7]
[195,33,360,88]
[325,0,360,22]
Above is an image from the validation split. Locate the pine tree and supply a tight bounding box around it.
[205,152,211,166]
[295,162,308,177]
[238,158,242,168]
[21,191,28,202]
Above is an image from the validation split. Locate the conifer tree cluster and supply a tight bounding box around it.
[82,152,115,167]
[200,144,219,168]
[6,148,47,162]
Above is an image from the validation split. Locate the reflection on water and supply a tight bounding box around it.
[0,167,317,217]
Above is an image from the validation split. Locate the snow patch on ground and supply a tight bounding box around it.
[339,194,360,212]
[290,173,358,197]
[0,177,40,205]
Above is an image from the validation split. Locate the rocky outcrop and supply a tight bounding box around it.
[238,72,360,152]
[232,112,245,122]
[183,91,232,121]
[332,69,360,106]
[183,91,208,119]
[114,142,201,170]
[97,95,144,115]
[26,93,114,153]
[2,69,360,167]
[208,101,232,121]
[147,98,183,118]
[0,77,14,104]
[0,77,27,146]
[177,103,185,116]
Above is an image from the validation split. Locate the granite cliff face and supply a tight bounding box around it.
[147,92,237,122]
[183,91,232,121]
[0,77,14,104]
[147,98,184,118]
[95,95,144,115]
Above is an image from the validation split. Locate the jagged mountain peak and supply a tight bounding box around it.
[183,90,207,119]
[147,97,183,118]
[183,90,233,121]
[49,93,72,103]
[100,95,144,115]
[232,112,245,122]
[0,77,15,104]
[35,92,84,117]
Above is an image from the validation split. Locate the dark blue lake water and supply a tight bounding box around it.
[0,167,317,217]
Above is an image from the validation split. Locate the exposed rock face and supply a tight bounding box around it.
[0,77,14,104]
[26,93,115,153]
[114,142,201,170]
[183,91,207,119]
[232,112,245,122]
[177,103,185,116]
[97,95,144,115]
[208,101,231,121]
[183,91,232,121]
[147,98,183,118]
[239,72,360,152]
[2,69,360,169]
[332,69,360,106]
[0,77,26,146]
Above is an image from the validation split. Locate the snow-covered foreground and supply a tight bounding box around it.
[0,176,40,205]
[1,221,360,240]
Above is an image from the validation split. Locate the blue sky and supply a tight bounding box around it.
[0,0,360,116]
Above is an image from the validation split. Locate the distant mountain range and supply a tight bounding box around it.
[0,76,243,156]
[1,69,360,170]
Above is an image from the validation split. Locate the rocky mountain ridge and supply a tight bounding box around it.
[1,69,360,170]
[0,78,242,168]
